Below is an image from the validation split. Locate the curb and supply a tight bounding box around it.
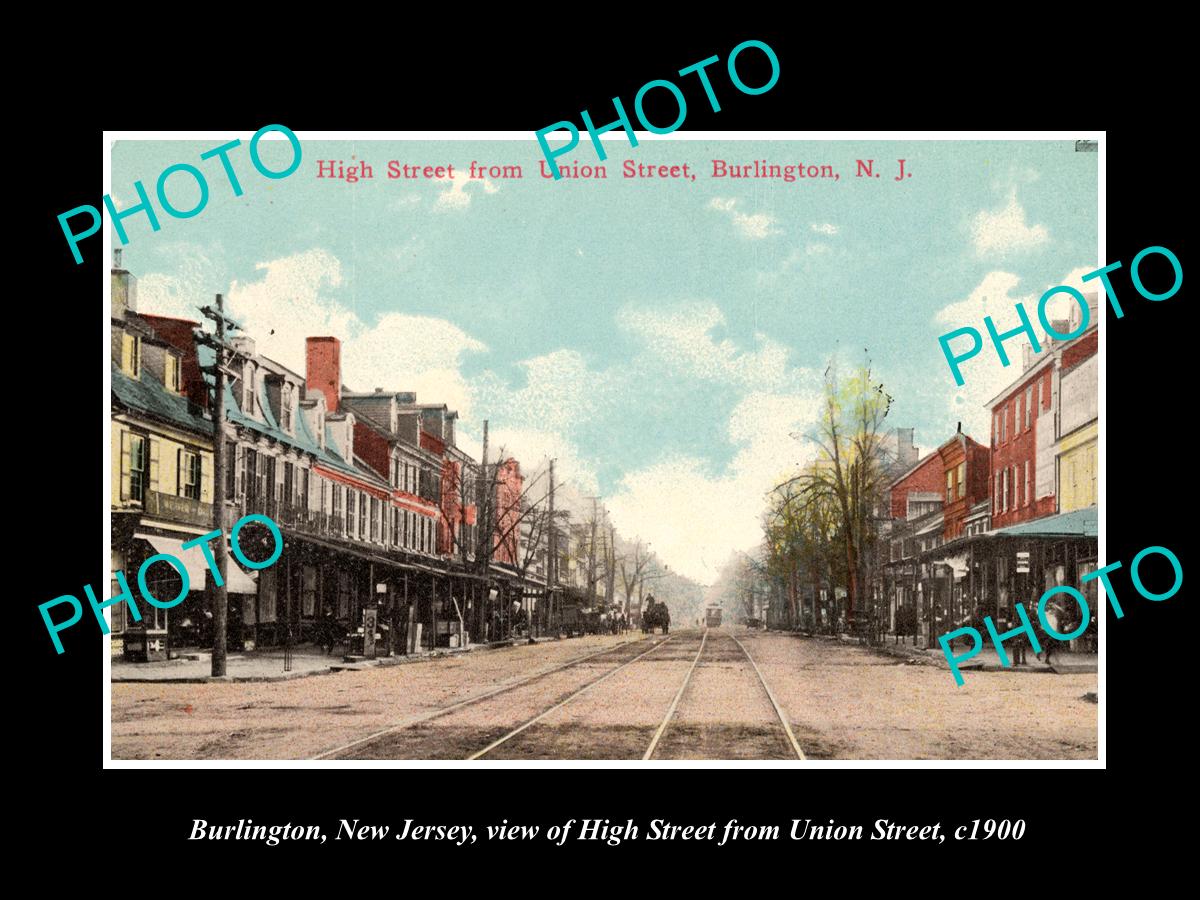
[111,634,630,685]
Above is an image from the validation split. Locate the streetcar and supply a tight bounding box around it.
[704,606,723,628]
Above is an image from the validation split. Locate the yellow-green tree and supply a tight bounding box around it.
[772,358,893,629]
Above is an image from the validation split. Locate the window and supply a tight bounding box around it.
[1001,407,1007,442]
[283,462,294,509]
[347,490,357,538]
[121,432,147,502]
[165,353,180,392]
[337,572,351,618]
[243,451,258,501]
[179,450,202,500]
[1002,468,1008,512]
[1033,381,1040,420]
[121,333,141,377]
[261,456,276,507]
[281,385,293,432]
[945,471,953,503]
[1025,386,1033,430]
[995,472,1001,511]
[993,413,999,448]
[332,484,344,530]
[299,469,309,511]
[1012,466,1018,511]
[1025,460,1031,507]
[302,565,317,617]
[359,491,367,538]
[224,441,236,499]
[241,364,254,414]
[956,461,966,499]
[370,497,380,542]
[392,509,400,546]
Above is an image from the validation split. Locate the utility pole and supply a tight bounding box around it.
[196,293,239,678]
[586,496,599,608]
[547,459,556,632]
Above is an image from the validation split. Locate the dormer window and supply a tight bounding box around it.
[281,384,293,432]
[121,333,141,378]
[241,363,255,415]
[165,353,181,393]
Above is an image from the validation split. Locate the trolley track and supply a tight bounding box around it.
[648,630,806,760]
[315,635,669,760]
[471,631,707,759]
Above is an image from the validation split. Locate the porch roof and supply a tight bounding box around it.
[992,507,1097,538]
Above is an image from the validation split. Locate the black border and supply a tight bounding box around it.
[28,31,1187,870]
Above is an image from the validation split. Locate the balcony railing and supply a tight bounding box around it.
[241,494,346,540]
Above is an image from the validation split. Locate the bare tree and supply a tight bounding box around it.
[617,538,651,618]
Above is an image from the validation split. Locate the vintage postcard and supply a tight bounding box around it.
[104,133,1100,763]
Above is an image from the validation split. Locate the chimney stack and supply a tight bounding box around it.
[306,336,342,412]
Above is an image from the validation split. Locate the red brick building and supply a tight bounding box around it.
[889,453,944,521]
[936,430,990,541]
[988,360,1055,530]
[492,458,524,566]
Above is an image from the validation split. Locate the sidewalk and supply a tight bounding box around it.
[863,636,1098,674]
[111,632,602,683]
[111,645,472,683]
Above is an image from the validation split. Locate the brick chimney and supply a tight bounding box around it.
[306,336,341,412]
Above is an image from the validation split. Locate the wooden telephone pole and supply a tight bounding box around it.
[547,459,556,631]
[196,293,240,677]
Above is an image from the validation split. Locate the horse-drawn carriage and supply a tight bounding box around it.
[641,598,670,634]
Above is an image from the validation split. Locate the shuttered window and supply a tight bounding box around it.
[148,438,160,493]
[123,433,147,503]
[179,450,202,500]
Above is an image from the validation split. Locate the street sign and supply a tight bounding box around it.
[1016,550,1030,574]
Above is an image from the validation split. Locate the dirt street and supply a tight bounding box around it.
[111,627,1097,760]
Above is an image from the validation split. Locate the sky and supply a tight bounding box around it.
[110,136,1098,583]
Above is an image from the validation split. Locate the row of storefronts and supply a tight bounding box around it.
[879,296,1100,652]
[110,260,546,661]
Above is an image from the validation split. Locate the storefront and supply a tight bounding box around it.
[121,530,259,659]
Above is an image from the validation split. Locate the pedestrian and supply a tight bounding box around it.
[320,606,339,655]
[1038,597,1077,668]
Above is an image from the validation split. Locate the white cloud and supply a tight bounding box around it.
[971,189,1049,256]
[707,196,781,239]
[811,222,839,235]
[482,427,600,499]
[933,266,1094,437]
[607,390,820,583]
[471,349,610,435]
[434,172,498,210]
[617,301,805,392]
[214,249,486,416]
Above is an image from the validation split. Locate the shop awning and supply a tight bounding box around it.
[914,514,944,536]
[136,534,258,594]
[992,507,1098,538]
